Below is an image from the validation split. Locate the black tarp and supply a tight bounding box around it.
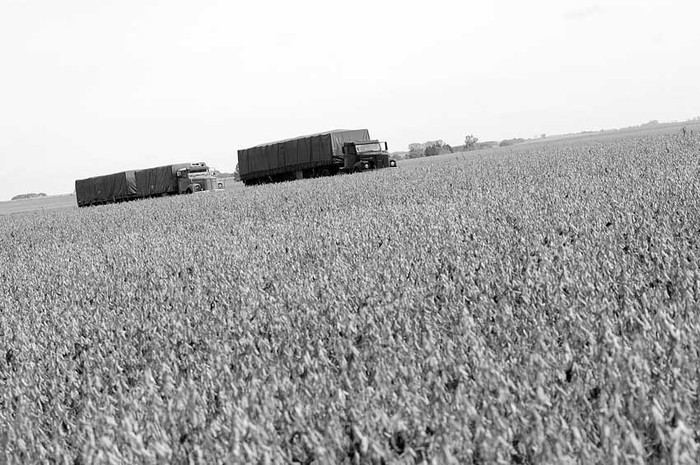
[75,163,193,206]
[134,164,189,197]
[238,129,370,179]
[75,171,137,206]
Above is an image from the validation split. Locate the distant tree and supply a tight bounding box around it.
[407,142,425,159]
[406,148,424,159]
[11,192,47,201]
[464,134,479,150]
[424,145,441,157]
[233,163,241,182]
[407,140,454,158]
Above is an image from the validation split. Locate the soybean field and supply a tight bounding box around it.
[1,131,700,463]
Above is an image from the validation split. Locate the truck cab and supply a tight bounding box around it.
[342,140,397,173]
[176,162,218,193]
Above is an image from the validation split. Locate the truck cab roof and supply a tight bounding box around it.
[345,139,381,145]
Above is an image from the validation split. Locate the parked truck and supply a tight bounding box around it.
[237,129,397,185]
[75,162,220,207]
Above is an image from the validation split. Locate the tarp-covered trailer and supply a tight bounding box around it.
[75,171,138,207]
[238,129,373,185]
[134,164,189,197]
[75,162,218,207]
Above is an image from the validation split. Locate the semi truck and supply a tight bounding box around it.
[75,162,220,207]
[237,129,397,185]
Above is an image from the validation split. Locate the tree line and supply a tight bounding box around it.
[11,193,47,201]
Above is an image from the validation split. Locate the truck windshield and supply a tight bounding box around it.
[355,143,383,153]
[188,167,208,175]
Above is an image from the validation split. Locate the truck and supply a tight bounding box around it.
[237,129,397,185]
[75,162,220,207]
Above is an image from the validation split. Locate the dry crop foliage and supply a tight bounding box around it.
[1,132,700,464]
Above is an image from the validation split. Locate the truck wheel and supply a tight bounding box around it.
[186,187,193,194]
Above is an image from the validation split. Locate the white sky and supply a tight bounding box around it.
[1,0,699,199]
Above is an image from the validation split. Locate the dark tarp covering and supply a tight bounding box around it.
[75,171,137,206]
[75,163,191,206]
[238,129,370,179]
[134,164,189,197]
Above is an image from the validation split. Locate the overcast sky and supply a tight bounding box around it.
[1,0,698,199]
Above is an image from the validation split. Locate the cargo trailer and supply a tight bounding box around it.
[75,162,219,207]
[237,129,397,185]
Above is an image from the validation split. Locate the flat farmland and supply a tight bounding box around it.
[0,179,245,217]
[1,132,700,463]
[0,194,77,217]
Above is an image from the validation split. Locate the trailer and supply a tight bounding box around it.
[237,129,397,185]
[75,162,219,207]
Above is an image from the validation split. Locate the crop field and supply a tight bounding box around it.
[1,131,700,463]
[0,194,77,217]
